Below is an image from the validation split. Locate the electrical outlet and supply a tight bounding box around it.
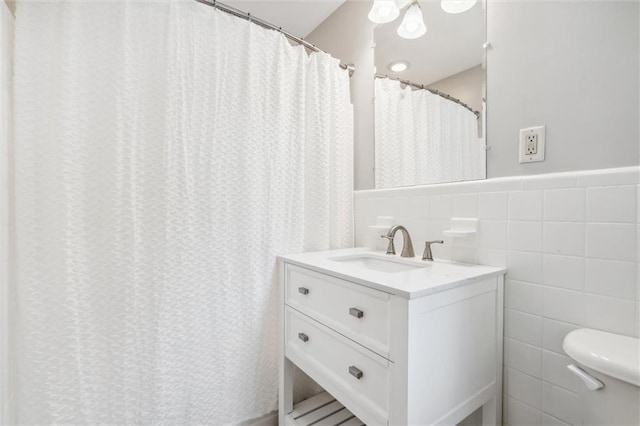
[525,134,537,155]
[519,126,545,163]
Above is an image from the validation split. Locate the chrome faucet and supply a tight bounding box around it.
[381,225,415,258]
[422,240,444,261]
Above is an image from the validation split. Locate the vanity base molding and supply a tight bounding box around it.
[278,250,505,426]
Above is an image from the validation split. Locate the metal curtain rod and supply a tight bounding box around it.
[195,0,355,77]
[375,73,480,118]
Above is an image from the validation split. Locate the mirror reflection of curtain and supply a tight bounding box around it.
[375,78,485,188]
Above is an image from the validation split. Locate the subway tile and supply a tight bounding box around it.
[540,413,570,426]
[637,185,640,223]
[543,188,585,222]
[449,246,478,264]
[542,350,583,394]
[452,193,478,218]
[585,258,636,299]
[427,218,448,240]
[506,309,543,346]
[506,338,542,378]
[586,186,637,223]
[509,191,543,221]
[506,397,542,426]
[543,222,585,256]
[479,220,508,249]
[542,383,580,426]
[476,177,523,193]
[543,254,584,291]
[404,218,429,246]
[522,173,578,191]
[506,280,543,316]
[507,251,543,283]
[477,248,508,268]
[637,224,640,263]
[577,166,639,187]
[509,221,543,252]
[585,223,636,262]
[542,318,579,355]
[506,368,542,409]
[636,302,639,338]
[543,287,585,324]
[366,197,396,217]
[637,263,640,301]
[478,192,508,220]
[389,197,411,219]
[584,294,636,336]
[354,197,369,218]
[406,195,430,219]
[430,194,452,219]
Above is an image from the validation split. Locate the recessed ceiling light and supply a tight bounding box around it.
[388,61,410,72]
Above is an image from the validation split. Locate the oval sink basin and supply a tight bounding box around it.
[329,254,426,273]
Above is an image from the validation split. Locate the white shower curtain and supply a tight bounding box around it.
[375,78,485,188]
[12,1,353,424]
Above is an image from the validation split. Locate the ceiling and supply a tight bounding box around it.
[374,0,484,85]
[222,0,346,38]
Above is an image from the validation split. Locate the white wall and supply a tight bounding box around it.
[0,1,14,422]
[486,1,639,178]
[309,1,639,189]
[354,166,639,425]
[429,65,484,114]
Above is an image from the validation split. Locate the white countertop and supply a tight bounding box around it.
[277,248,506,299]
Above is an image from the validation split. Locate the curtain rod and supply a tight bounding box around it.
[195,0,355,77]
[375,73,480,118]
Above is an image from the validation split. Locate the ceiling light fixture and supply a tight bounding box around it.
[368,0,400,24]
[440,0,477,14]
[397,1,426,39]
[388,61,410,72]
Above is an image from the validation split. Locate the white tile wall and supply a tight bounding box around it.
[0,4,13,424]
[354,167,639,425]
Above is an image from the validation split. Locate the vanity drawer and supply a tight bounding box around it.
[285,306,389,426]
[284,264,390,358]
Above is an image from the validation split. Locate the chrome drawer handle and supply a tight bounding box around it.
[298,332,309,343]
[298,287,309,295]
[349,365,363,380]
[349,307,364,318]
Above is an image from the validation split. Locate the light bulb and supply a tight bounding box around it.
[441,0,477,14]
[368,0,400,24]
[397,2,426,39]
[388,61,410,72]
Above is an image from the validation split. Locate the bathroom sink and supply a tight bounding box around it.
[329,254,426,273]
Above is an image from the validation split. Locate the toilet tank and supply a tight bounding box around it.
[564,328,640,425]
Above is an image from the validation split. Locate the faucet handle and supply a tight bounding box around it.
[380,235,396,255]
[422,240,444,261]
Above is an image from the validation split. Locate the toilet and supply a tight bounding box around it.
[563,329,640,425]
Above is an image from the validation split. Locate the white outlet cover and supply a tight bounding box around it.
[519,126,546,163]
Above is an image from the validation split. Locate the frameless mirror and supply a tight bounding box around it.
[373,0,486,189]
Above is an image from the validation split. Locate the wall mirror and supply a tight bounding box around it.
[373,0,486,189]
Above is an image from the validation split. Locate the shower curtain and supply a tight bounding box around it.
[375,78,485,188]
[12,1,353,424]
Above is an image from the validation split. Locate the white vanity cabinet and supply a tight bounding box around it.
[278,249,505,426]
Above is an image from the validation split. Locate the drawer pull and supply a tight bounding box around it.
[349,307,364,318]
[349,365,363,380]
[298,332,309,343]
[298,287,309,295]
